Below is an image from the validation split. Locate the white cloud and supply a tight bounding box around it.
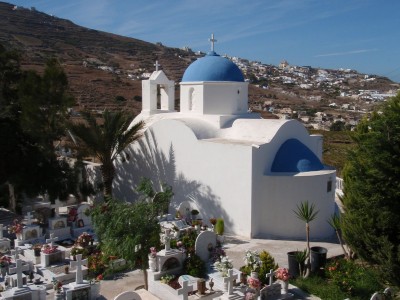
[315,49,378,57]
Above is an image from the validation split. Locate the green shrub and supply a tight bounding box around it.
[215,218,224,235]
[183,253,206,278]
[258,250,279,285]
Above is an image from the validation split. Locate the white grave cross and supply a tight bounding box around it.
[223,269,238,295]
[51,203,60,217]
[70,254,88,284]
[9,259,30,288]
[163,229,173,251]
[266,269,274,286]
[0,224,5,239]
[154,60,160,71]
[209,33,217,52]
[46,233,59,247]
[177,280,193,300]
[11,247,22,261]
[24,212,33,226]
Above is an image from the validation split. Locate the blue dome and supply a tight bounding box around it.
[271,139,324,172]
[182,52,244,82]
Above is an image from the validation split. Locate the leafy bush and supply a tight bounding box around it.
[183,253,206,278]
[115,95,126,102]
[258,250,278,285]
[181,230,197,254]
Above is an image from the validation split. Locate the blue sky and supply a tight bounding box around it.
[9,0,400,82]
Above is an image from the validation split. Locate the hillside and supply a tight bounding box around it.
[0,2,195,114]
[0,1,397,119]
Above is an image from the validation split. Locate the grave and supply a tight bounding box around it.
[194,231,217,263]
[259,269,294,300]
[1,259,32,300]
[64,254,92,300]
[0,224,11,252]
[15,212,45,247]
[47,204,71,241]
[40,234,66,268]
[69,204,94,238]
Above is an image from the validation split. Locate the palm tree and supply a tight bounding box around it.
[69,110,144,198]
[293,200,319,277]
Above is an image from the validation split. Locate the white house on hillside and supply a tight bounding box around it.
[113,45,336,240]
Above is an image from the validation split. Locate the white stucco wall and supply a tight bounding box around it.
[251,170,336,239]
[113,119,254,237]
[180,82,248,116]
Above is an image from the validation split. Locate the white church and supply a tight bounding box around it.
[113,37,336,239]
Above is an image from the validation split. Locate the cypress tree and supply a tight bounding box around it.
[342,92,400,284]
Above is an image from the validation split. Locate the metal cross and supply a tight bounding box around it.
[209,33,217,52]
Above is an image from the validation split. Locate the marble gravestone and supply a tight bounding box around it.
[15,212,45,247]
[1,259,31,300]
[0,224,11,252]
[65,254,91,300]
[194,231,217,263]
[47,204,71,241]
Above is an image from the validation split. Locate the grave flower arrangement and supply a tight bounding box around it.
[247,276,261,289]
[68,207,78,222]
[76,232,93,247]
[42,244,58,254]
[275,267,289,282]
[244,250,261,272]
[214,256,233,277]
[149,247,157,258]
[8,219,23,234]
[0,256,11,268]
[52,277,63,294]
[210,244,226,263]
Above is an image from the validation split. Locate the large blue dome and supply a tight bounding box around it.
[182,52,244,82]
[271,139,324,173]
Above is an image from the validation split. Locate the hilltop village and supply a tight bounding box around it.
[83,49,399,131]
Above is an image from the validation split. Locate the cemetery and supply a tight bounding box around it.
[0,37,397,300]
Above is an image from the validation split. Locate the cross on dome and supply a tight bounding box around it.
[209,33,217,52]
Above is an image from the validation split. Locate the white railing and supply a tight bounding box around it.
[336,177,344,191]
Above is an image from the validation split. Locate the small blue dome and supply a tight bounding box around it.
[271,139,324,172]
[182,52,244,82]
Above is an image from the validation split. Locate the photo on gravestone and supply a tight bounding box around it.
[54,220,65,229]
[71,287,90,300]
[26,229,38,239]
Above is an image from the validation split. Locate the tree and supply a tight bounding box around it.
[327,214,350,259]
[293,200,319,277]
[341,93,400,284]
[19,58,75,153]
[0,47,78,210]
[69,110,144,197]
[91,178,173,289]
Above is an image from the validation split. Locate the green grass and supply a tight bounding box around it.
[290,258,393,300]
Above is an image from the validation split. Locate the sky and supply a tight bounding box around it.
[9,0,400,82]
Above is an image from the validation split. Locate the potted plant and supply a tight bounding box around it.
[293,200,319,277]
[215,218,224,240]
[148,247,157,271]
[243,250,261,278]
[275,267,290,293]
[33,244,42,257]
